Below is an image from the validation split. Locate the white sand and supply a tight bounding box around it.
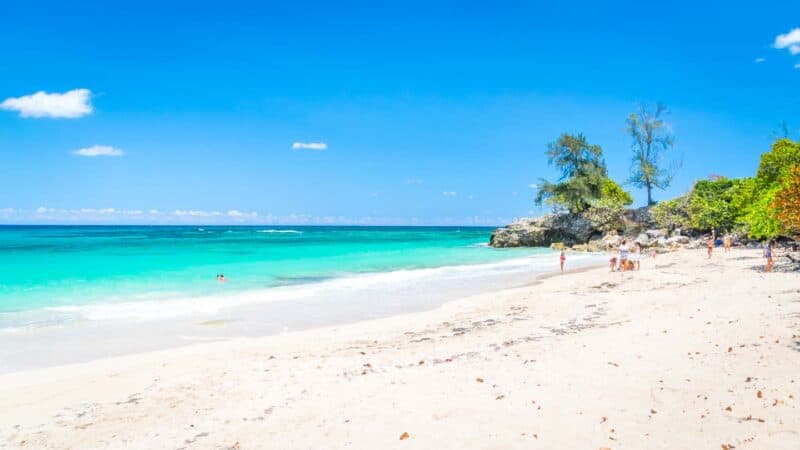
[1,248,798,449]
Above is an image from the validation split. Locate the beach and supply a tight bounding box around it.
[1,247,798,449]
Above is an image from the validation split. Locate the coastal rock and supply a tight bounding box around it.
[646,229,666,239]
[634,233,651,247]
[666,235,690,246]
[489,214,593,248]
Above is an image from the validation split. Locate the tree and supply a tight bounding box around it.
[773,165,800,237]
[651,193,691,231]
[755,138,800,187]
[535,133,609,213]
[688,178,741,232]
[626,103,677,205]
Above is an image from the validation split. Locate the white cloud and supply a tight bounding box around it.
[775,28,800,50]
[227,209,257,217]
[403,178,423,185]
[73,145,124,157]
[791,45,800,55]
[442,191,457,197]
[173,210,222,217]
[754,57,766,63]
[795,63,800,69]
[0,89,92,118]
[528,183,539,189]
[292,142,327,151]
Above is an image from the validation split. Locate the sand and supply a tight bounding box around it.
[0,248,798,449]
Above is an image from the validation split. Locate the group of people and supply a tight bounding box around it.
[610,240,649,272]
[706,231,734,259]
[555,231,781,274]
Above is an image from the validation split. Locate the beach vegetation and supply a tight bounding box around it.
[650,193,691,231]
[626,103,678,205]
[535,133,610,213]
[688,177,741,232]
[773,165,800,237]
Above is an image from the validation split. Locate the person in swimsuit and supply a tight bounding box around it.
[707,230,715,259]
[633,242,642,271]
[559,251,566,273]
[723,234,732,253]
[764,240,774,272]
[619,240,630,271]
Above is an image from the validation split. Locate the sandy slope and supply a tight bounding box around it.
[0,248,798,449]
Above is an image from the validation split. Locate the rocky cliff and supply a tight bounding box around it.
[489,207,708,251]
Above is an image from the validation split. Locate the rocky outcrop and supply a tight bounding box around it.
[489,214,594,248]
[489,207,708,251]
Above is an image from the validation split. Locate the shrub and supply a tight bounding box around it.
[650,194,691,230]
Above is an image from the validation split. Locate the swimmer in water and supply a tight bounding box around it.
[217,273,227,282]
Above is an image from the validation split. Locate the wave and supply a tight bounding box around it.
[257,229,302,234]
[0,251,606,326]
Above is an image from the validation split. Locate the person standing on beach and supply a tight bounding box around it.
[619,240,629,270]
[723,234,732,253]
[633,242,642,271]
[559,251,566,273]
[764,239,774,272]
[707,231,715,259]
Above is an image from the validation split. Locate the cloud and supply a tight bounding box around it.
[528,183,539,189]
[292,142,327,151]
[754,57,766,63]
[173,210,222,217]
[442,191,457,197]
[795,63,800,69]
[73,145,124,157]
[227,209,258,217]
[775,28,800,50]
[403,178,423,185]
[0,88,92,118]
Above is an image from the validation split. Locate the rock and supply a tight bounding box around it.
[586,239,604,252]
[666,235,690,246]
[550,242,566,250]
[646,229,666,239]
[686,238,706,249]
[634,233,651,247]
[655,237,668,248]
[571,243,588,252]
[489,213,593,248]
[601,232,622,250]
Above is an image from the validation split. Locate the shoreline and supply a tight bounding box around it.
[0,251,606,373]
[1,248,798,449]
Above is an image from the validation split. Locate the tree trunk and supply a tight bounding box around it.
[646,183,653,205]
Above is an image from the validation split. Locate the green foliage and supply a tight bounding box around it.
[650,194,691,230]
[600,179,633,206]
[535,133,609,213]
[584,199,625,232]
[688,178,741,231]
[755,139,800,187]
[745,186,783,240]
[626,103,677,205]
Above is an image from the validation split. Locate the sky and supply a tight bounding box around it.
[1,0,799,225]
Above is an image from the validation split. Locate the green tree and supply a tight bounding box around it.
[584,179,634,231]
[626,103,677,205]
[755,138,800,187]
[650,193,691,231]
[535,133,609,213]
[688,177,741,231]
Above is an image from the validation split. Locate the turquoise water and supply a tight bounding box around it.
[0,226,547,315]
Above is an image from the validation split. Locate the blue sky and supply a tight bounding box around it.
[1,1,799,225]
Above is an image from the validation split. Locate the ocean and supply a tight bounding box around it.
[0,225,605,371]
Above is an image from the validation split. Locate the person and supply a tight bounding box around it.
[559,251,566,273]
[633,242,642,271]
[618,240,629,270]
[707,230,715,259]
[764,240,774,272]
[217,273,227,282]
[651,248,657,260]
[723,234,732,253]
[609,256,618,272]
